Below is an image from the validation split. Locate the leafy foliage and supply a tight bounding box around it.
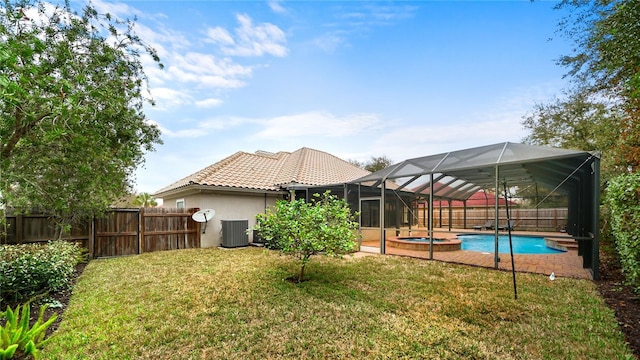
[553,0,640,170]
[0,303,57,359]
[348,155,393,173]
[605,172,640,292]
[132,192,158,208]
[254,191,359,282]
[0,0,163,232]
[0,241,86,306]
[364,155,392,173]
[522,89,625,181]
[557,0,640,99]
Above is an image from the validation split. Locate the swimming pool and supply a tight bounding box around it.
[457,234,566,255]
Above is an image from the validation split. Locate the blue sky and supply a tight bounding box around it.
[87,1,573,195]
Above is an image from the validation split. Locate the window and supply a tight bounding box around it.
[176,199,185,209]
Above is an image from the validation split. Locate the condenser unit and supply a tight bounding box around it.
[221,220,249,248]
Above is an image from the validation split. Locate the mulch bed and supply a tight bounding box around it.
[28,262,87,339]
[595,252,640,359]
[29,255,640,358]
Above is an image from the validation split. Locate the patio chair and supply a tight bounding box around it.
[498,220,516,231]
[473,220,494,231]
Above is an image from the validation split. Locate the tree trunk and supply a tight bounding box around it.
[298,262,306,282]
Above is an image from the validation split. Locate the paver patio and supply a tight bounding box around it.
[359,228,593,279]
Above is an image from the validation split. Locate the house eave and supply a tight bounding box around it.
[154,183,287,199]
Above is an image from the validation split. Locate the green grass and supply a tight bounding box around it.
[42,248,634,359]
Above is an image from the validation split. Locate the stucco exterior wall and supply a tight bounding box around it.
[161,191,281,248]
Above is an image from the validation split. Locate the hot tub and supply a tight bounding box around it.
[387,236,461,251]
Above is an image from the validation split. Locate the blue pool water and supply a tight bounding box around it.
[458,234,565,255]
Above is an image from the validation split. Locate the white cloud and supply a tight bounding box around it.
[163,128,208,139]
[89,0,143,20]
[73,3,288,115]
[268,1,288,14]
[364,4,418,22]
[149,115,251,139]
[252,111,384,140]
[206,13,288,57]
[367,89,560,161]
[313,3,418,53]
[198,117,250,130]
[206,27,235,45]
[149,88,193,109]
[161,52,253,90]
[176,52,252,78]
[195,98,223,108]
[313,32,348,53]
[167,66,247,89]
[145,119,203,139]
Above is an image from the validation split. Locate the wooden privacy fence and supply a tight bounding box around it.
[414,207,568,231]
[2,208,201,258]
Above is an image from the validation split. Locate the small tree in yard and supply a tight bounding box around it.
[254,191,359,282]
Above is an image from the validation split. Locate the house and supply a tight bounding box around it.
[153,147,369,247]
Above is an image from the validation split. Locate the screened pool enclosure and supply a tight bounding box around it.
[297,142,601,279]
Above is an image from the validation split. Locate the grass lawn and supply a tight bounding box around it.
[42,247,634,359]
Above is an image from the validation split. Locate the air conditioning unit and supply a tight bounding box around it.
[221,220,249,248]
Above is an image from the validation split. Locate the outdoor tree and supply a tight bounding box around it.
[522,89,624,182]
[0,0,162,235]
[254,191,359,282]
[535,0,640,292]
[363,155,392,173]
[348,156,392,173]
[132,192,158,208]
[347,158,364,169]
[552,0,640,170]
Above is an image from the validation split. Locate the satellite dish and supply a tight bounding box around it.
[192,209,215,234]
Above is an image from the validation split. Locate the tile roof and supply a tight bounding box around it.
[154,147,370,195]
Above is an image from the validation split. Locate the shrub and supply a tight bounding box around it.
[254,191,359,282]
[0,303,57,359]
[605,172,640,292]
[0,241,86,305]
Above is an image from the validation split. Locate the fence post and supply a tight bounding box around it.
[15,214,23,244]
[138,208,144,255]
[88,218,95,259]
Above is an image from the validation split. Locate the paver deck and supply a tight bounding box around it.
[359,228,593,279]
